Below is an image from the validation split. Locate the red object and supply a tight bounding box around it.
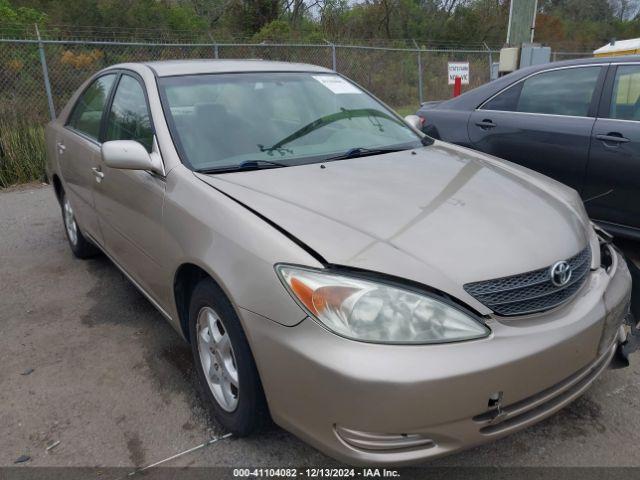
[453,76,462,97]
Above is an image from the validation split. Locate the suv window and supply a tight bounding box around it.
[105,75,154,152]
[610,65,640,121]
[483,67,601,117]
[68,74,116,140]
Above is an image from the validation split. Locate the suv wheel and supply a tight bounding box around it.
[189,277,268,435]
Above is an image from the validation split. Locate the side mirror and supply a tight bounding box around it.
[101,140,157,173]
[404,114,423,131]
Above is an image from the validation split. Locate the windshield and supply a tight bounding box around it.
[157,72,423,172]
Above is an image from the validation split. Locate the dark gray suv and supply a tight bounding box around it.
[417,56,640,240]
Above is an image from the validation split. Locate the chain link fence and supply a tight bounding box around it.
[0,37,599,123]
[0,38,502,122]
[0,36,592,186]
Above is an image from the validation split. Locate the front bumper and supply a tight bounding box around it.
[242,246,632,466]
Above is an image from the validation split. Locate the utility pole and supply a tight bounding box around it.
[530,0,539,43]
[506,0,538,46]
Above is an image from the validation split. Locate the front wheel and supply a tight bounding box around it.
[60,192,98,259]
[189,278,268,435]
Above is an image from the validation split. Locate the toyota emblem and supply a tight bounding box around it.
[550,261,572,287]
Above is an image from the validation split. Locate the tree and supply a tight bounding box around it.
[253,18,292,40]
[3,0,640,47]
[535,13,566,44]
[187,0,234,27]
[0,0,46,27]
[609,0,640,20]
[225,0,281,35]
[539,0,614,22]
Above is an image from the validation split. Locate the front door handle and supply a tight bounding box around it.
[56,142,66,155]
[596,133,630,144]
[91,167,105,183]
[475,119,496,130]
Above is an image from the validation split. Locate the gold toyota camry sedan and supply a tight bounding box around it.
[45,59,634,465]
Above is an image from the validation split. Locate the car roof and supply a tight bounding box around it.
[533,54,640,68]
[140,59,333,77]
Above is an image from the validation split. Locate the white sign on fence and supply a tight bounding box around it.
[448,62,470,85]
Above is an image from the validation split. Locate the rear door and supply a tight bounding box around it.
[585,63,640,231]
[468,65,607,191]
[58,73,117,243]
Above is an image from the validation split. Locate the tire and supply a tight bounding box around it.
[189,277,268,436]
[60,191,99,259]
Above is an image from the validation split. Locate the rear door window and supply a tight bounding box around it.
[609,65,640,121]
[68,74,117,140]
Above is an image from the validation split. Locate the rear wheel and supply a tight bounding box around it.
[189,277,268,435]
[60,192,98,259]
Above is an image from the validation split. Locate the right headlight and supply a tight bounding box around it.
[276,265,490,344]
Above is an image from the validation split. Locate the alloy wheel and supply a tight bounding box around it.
[196,306,240,412]
[63,197,78,246]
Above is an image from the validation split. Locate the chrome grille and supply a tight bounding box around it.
[464,246,591,316]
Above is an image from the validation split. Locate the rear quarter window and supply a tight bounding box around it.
[482,82,523,111]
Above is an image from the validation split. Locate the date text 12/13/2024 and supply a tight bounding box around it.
[233,468,401,478]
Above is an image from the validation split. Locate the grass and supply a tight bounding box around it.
[0,120,47,188]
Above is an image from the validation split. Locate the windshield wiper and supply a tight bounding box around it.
[238,159,287,169]
[260,108,401,155]
[197,159,287,174]
[321,146,409,163]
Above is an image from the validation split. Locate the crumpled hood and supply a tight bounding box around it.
[197,141,588,314]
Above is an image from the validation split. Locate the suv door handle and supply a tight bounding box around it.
[91,167,105,183]
[56,142,66,154]
[596,133,629,144]
[475,119,496,130]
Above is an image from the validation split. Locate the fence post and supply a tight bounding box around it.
[332,44,337,71]
[208,33,219,59]
[35,24,56,120]
[413,40,423,105]
[484,42,493,81]
[324,40,337,71]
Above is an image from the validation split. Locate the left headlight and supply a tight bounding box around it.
[276,265,490,344]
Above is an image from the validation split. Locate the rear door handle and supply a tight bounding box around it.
[91,167,105,183]
[56,142,66,154]
[596,133,629,144]
[475,119,496,130]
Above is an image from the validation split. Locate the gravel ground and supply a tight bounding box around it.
[1,184,640,470]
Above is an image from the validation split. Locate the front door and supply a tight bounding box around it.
[585,64,640,232]
[93,73,167,305]
[468,65,606,192]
